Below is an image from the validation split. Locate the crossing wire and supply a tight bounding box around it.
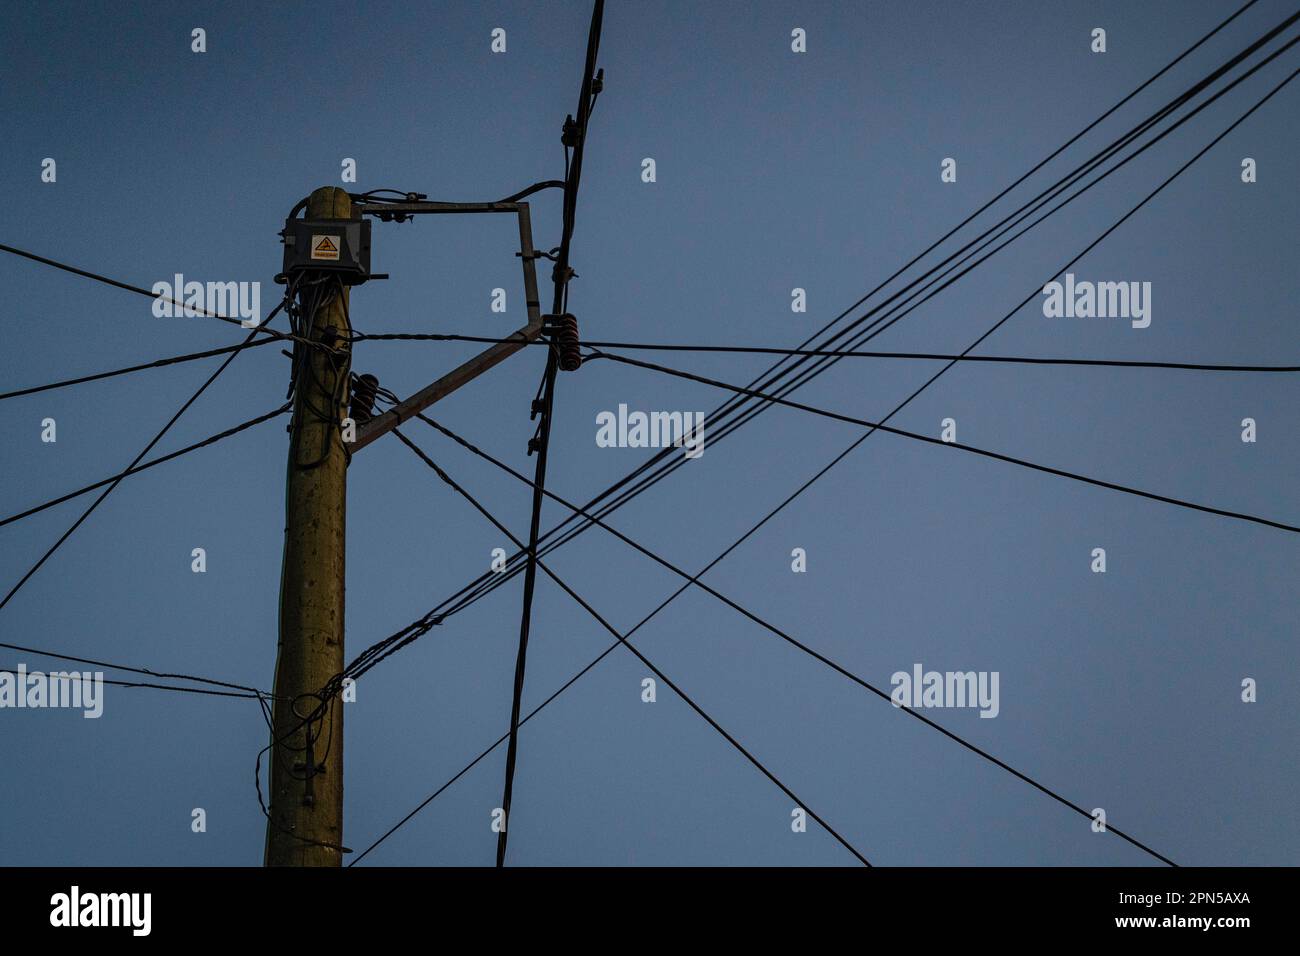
[0,402,292,529]
[590,348,1299,534]
[0,241,309,346]
[0,337,282,402]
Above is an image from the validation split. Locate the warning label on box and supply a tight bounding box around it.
[311,234,341,261]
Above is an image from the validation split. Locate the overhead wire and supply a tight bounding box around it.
[0,241,312,348]
[590,346,1300,534]
[506,13,1300,578]
[352,332,1300,373]
[0,337,284,403]
[0,639,279,699]
[0,668,267,700]
[0,401,292,529]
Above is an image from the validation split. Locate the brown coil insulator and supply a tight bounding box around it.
[350,373,379,422]
[554,313,582,371]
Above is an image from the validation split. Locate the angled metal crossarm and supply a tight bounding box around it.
[351,201,546,452]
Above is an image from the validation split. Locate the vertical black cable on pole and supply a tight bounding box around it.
[496,0,605,868]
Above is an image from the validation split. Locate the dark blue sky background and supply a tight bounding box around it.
[1,0,1296,866]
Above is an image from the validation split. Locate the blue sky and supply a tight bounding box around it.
[0,0,1296,866]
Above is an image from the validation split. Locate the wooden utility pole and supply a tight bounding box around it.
[265,186,352,866]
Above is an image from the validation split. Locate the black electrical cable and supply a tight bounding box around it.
[0,668,265,700]
[349,181,565,206]
[497,180,567,203]
[519,16,1300,574]
[593,348,1300,534]
[0,337,283,402]
[0,640,279,698]
[0,241,306,346]
[0,401,292,530]
[392,427,872,867]
[575,59,1300,541]
[354,333,1300,372]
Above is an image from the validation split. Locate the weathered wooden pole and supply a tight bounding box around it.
[265,186,352,866]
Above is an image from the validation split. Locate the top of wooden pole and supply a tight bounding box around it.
[307,185,351,220]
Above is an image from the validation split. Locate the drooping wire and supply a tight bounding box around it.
[513,14,1300,576]
[0,668,265,700]
[0,337,284,403]
[0,402,292,530]
[0,242,311,347]
[592,346,1300,534]
[351,333,1300,373]
[0,640,279,699]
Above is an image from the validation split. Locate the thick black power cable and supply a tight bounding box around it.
[0,640,278,699]
[530,38,1300,596]
[415,414,1178,866]
[356,333,1300,372]
[497,180,567,203]
[0,401,291,529]
[494,0,605,869]
[497,356,557,869]
[594,347,1299,534]
[0,668,265,700]
[392,6,1297,633]
[391,427,872,866]
[0,242,307,346]
[0,337,283,402]
[351,180,566,206]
